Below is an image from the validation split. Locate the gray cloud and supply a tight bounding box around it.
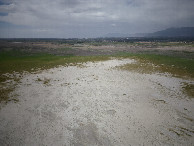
[0,0,194,38]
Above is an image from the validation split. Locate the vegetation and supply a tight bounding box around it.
[116,52,194,79]
[182,83,194,98]
[0,50,110,74]
[116,52,194,98]
[0,39,194,102]
[0,50,111,102]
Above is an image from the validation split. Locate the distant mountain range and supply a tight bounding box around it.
[105,27,194,38]
[105,33,146,38]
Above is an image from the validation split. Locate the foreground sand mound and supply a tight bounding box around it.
[0,59,194,145]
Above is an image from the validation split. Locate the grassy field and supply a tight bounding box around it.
[0,49,194,102]
[116,52,194,78]
[0,50,110,74]
[0,50,111,102]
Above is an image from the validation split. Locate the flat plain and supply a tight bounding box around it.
[0,39,194,145]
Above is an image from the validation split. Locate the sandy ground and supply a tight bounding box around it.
[0,59,194,146]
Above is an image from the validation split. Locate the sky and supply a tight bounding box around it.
[0,0,194,38]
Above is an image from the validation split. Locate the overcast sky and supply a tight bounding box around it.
[0,0,194,38]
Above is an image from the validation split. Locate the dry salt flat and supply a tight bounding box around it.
[0,59,194,146]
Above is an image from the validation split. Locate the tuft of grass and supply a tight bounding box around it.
[7,98,19,103]
[37,78,42,82]
[182,83,194,98]
[0,85,15,102]
[0,75,20,103]
[36,78,51,86]
[43,78,51,86]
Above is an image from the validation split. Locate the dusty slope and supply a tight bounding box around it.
[0,59,194,146]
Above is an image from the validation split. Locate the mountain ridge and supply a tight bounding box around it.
[105,27,194,38]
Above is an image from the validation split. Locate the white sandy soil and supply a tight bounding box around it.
[0,59,194,146]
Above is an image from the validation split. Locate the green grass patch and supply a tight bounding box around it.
[116,52,194,79]
[0,50,110,74]
[0,50,110,102]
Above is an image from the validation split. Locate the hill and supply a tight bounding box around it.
[148,27,194,37]
[105,27,194,38]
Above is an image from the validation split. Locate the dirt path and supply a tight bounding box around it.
[0,59,194,145]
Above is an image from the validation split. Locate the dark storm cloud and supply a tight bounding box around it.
[0,0,194,38]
